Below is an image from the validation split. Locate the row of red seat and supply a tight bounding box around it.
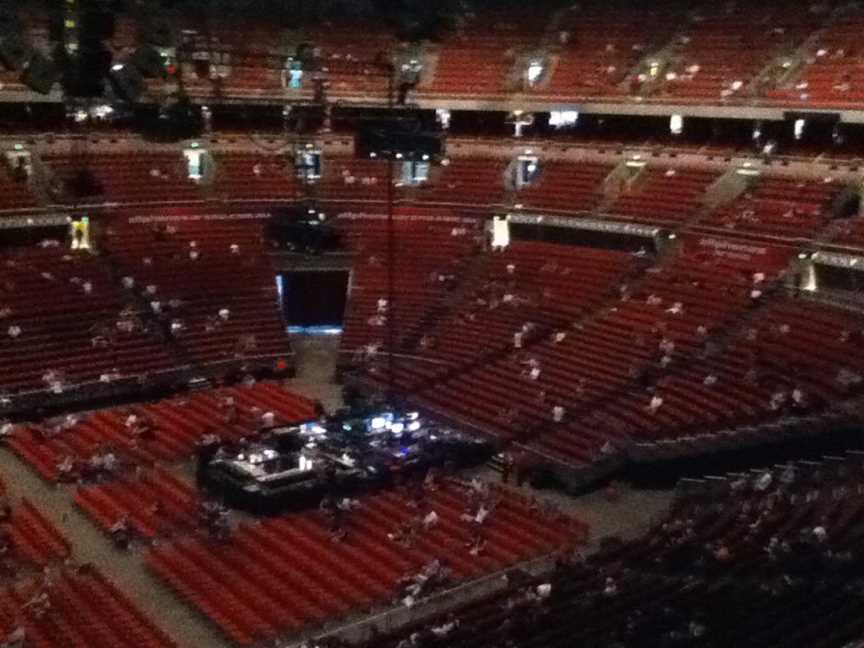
[372,241,640,393]
[357,455,864,648]
[10,382,316,481]
[337,214,484,355]
[0,567,178,648]
[0,211,295,396]
[75,467,201,540]
[0,244,175,394]
[28,153,861,247]
[102,216,292,368]
[5,499,71,579]
[767,7,864,107]
[609,167,719,226]
[45,153,202,206]
[147,478,583,646]
[176,5,864,107]
[699,176,843,239]
[410,247,773,462]
[11,3,864,107]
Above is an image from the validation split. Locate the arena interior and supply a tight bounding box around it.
[0,0,863,646]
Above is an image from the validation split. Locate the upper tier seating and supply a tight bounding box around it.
[415,158,509,208]
[0,567,178,648]
[766,7,864,107]
[699,176,843,239]
[211,152,298,203]
[10,383,315,481]
[148,478,584,646]
[655,6,813,101]
[43,4,864,108]
[45,153,203,206]
[531,8,673,99]
[515,161,613,214]
[0,244,173,395]
[608,166,719,226]
[102,217,291,367]
[176,21,285,98]
[357,456,864,648]
[306,25,398,98]
[423,16,543,98]
[337,213,484,356]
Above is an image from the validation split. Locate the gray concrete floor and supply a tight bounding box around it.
[0,450,232,648]
[468,466,672,549]
[285,335,345,412]
[0,334,673,648]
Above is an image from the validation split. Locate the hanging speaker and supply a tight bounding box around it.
[20,52,59,94]
[355,117,443,160]
[130,45,164,78]
[0,33,28,71]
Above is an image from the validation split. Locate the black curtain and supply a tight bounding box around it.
[280,271,349,327]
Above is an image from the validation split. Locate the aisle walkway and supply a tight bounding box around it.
[286,334,344,412]
[0,450,232,648]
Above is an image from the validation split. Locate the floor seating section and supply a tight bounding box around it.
[75,468,201,540]
[0,244,174,395]
[103,216,291,367]
[3,499,71,579]
[45,153,203,206]
[10,383,316,481]
[698,176,843,239]
[515,161,613,214]
[147,478,584,646]
[382,242,639,393]
[358,455,864,648]
[0,567,178,648]
[337,214,484,356]
[608,167,719,226]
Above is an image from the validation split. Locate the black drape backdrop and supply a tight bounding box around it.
[280,271,349,327]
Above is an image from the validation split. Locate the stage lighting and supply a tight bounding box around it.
[794,118,806,140]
